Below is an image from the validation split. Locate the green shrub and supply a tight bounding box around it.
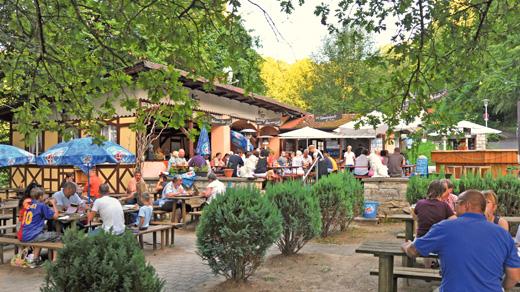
[337,171,364,230]
[266,180,321,255]
[312,172,363,237]
[41,228,164,292]
[196,186,282,281]
[405,173,449,204]
[406,173,520,216]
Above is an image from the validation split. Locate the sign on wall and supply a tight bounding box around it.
[315,114,342,122]
[256,118,281,127]
[211,116,232,126]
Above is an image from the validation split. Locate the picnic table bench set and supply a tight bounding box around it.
[0,188,202,264]
[359,214,520,291]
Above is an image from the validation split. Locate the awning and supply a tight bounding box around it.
[457,120,501,135]
[279,127,346,139]
[335,111,388,138]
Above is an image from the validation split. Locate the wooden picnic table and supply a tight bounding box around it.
[387,214,415,267]
[356,241,406,292]
[356,240,438,292]
[387,214,414,241]
[0,200,18,225]
[55,212,87,235]
[0,187,21,200]
[154,195,205,224]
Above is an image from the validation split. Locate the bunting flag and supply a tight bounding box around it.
[231,130,254,151]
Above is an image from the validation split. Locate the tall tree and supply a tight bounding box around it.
[260,57,311,109]
[281,0,519,128]
[0,1,265,143]
[300,29,384,115]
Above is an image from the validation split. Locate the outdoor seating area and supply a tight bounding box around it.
[0,2,518,290]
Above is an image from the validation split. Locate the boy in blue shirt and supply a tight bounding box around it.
[20,187,60,268]
[133,193,153,230]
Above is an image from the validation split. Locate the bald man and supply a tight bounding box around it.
[402,190,520,291]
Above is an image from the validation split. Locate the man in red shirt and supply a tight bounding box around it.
[83,168,102,200]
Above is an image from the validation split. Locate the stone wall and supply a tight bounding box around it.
[362,177,410,217]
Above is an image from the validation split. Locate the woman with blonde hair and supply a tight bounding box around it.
[483,190,509,231]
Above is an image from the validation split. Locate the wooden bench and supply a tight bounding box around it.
[134,225,172,250]
[153,210,168,221]
[370,267,441,290]
[0,214,11,226]
[150,221,184,246]
[189,211,203,222]
[0,224,16,235]
[0,237,63,264]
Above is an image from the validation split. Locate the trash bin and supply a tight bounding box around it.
[363,201,380,218]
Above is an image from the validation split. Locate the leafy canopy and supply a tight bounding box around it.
[0,0,265,143]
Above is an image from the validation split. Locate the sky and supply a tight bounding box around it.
[238,0,396,63]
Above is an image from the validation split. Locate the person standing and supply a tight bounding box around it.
[227,150,244,177]
[343,145,356,167]
[402,190,520,290]
[387,147,405,177]
[83,168,102,199]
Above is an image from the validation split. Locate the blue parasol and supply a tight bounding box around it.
[0,144,35,167]
[195,127,211,156]
[36,137,136,202]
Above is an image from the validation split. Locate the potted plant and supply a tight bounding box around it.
[223,168,234,178]
[194,165,209,177]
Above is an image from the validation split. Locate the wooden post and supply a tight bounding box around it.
[517,101,520,165]
[188,120,194,157]
[378,255,395,292]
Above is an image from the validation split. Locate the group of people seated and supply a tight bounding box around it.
[15,168,226,268]
[402,179,520,290]
[345,146,406,178]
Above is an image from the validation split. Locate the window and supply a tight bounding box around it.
[101,125,117,143]
[27,134,43,155]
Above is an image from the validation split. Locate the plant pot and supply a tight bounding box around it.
[223,168,234,178]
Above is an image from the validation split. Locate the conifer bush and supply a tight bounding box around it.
[41,228,164,292]
[196,186,282,281]
[312,172,363,237]
[266,180,321,255]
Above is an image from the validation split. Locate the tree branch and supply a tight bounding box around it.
[33,0,46,61]
[69,0,128,65]
[473,0,493,42]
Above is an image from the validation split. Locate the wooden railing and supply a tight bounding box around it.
[9,164,136,194]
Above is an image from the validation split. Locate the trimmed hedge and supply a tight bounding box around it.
[42,228,164,292]
[406,173,520,216]
[196,186,282,281]
[266,180,321,255]
[312,172,364,237]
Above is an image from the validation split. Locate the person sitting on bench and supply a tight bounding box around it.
[201,173,226,204]
[87,184,125,236]
[131,193,153,231]
[403,190,520,290]
[20,187,60,268]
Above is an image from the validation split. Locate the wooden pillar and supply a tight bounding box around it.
[188,120,194,157]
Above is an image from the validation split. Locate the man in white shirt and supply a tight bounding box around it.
[202,173,226,204]
[87,184,125,236]
[343,145,356,167]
